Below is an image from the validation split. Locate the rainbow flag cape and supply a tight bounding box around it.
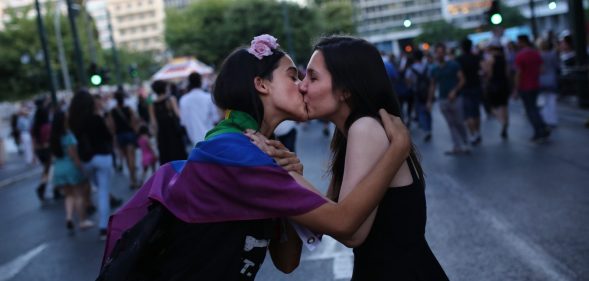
[103,111,327,261]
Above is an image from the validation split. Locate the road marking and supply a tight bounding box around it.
[435,174,577,281]
[302,236,354,279]
[0,243,48,281]
[0,169,41,190]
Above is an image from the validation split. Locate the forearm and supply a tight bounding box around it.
[291,142,408,238]
[268,221,302,273]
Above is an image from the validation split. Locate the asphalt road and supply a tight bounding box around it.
[0,100,587,281]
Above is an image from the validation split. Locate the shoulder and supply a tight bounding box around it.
[348,116,387,142]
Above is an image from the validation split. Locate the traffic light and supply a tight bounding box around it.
[89,62,103,86]
[487,0,502,25]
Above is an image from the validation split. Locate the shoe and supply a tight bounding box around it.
[423,133,432,142]
[99,229,107,241]
[79,220,95,230]
[36,184,46,202]
[66,220,75,235]
[530,134,548,144]
[471,136,482,146]
[500,126,508,139]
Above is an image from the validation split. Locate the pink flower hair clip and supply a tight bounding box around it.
[247,34,280,60]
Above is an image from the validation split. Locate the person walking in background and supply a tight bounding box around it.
[10,113,22,155]
[390,54,413,127]
[31,98,54,201]
[69,90,115,240]
[149,80,188,165]
[17,104,35,164]
[456,38,483,146]
[537,38,560,128]
[179,72,220,146]
[482,43,511,139]
[50,111,94,233]
[136,125,157,184]
[405,50,433,142]
[109,90,139,189]
[514,34,550,143]
[558,33,577,97]
[430,43,470,155]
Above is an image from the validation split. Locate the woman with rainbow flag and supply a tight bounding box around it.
[97,34,410,281]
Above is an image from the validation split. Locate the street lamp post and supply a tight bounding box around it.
[34,0,57,105]
[66,0,86,87]
[281,1,296,64]
[107,11,122,86]
[528,0,538,39]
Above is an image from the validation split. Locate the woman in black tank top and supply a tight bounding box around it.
[308,36,448,281]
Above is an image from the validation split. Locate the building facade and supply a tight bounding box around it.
[105,0,166,52]
[352,0,574,54]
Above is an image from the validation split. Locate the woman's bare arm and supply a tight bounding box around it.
[289,111,410,240]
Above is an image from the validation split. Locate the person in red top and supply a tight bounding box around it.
[514,34,550,143]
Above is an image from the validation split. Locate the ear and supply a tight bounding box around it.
[254,77,270,96]
[339,90,351,101]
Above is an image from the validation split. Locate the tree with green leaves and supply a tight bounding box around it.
[316,1,356,36]
[165,0,355,67]
[0,3,160,101]
[415,20,471,44]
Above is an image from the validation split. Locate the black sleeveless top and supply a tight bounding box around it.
[351,158,449,281]
[110,106,134,134]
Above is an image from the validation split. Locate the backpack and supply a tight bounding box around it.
[411,67,431,103]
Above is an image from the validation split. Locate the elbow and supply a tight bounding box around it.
[340,237,366,248]
[332,223,356,241]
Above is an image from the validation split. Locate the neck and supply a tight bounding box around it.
[329,105,351,137]
[259,115,282,137]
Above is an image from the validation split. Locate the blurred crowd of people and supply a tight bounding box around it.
[381,32,582,154]
[4,72,224,240]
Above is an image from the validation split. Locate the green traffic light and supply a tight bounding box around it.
[90,74,102,86]
[491,13,503,25]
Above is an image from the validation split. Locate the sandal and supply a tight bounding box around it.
[79,220,95,230]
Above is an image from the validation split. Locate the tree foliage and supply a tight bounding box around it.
[165,0,355,67]
[316,1,356,36]
[0,3,160,101]
[415,20,470,44]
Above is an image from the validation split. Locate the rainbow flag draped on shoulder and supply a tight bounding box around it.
[103,111,327,260]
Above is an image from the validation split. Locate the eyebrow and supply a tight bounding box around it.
[286,66,298,75]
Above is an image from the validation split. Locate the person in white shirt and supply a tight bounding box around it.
[179,72,221,146]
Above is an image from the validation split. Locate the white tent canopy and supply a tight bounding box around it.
[151,57,214,82]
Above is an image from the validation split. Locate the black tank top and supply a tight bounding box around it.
[351,157,449,281]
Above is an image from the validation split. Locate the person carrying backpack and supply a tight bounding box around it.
[405,50,433,142]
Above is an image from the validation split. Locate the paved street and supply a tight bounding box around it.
[0,100,587,281]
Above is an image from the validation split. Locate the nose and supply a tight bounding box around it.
[298,79,307,95]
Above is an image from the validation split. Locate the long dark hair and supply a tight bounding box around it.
[314,36,425,201]
[50,111,67,158]
[213,47,286,125]
[68,89,95,137]
[31,106,50,143]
